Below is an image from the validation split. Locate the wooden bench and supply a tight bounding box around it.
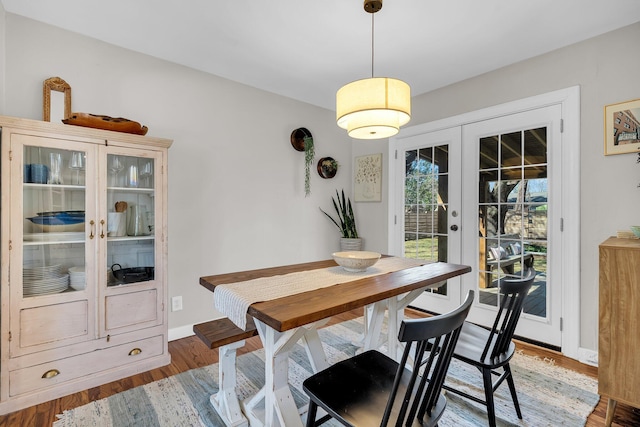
[486,252,533,274]
[484,236,534,288]
[193,316,258,349]
[193,315,258,427]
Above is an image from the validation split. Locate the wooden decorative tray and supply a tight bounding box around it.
[63,112,148,135]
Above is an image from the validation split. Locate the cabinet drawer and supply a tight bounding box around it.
[18,300,89,349]
[9,335,164,396]
[105,289,158,331]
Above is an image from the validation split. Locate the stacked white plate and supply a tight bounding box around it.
[68,266,86,290]
[23,264,69,296]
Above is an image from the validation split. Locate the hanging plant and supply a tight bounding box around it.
[304,135,315,197]
[317,157,338,179]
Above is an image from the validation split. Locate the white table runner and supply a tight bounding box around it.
[214,257,426,329]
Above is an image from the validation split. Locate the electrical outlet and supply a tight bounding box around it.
[171,296,183,312]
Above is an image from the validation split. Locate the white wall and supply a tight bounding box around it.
[360,22,640,353]
[0,3,5,115]
[2,14,355,330]
[3,11,639,353]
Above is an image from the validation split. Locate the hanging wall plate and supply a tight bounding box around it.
[317,157,338,179]
[291,127,312,152]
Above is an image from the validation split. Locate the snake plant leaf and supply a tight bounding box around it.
[320,189,358,238]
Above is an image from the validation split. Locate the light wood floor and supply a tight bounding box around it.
[0,308,638,426]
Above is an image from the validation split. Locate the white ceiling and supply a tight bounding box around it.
[3,0,640,111]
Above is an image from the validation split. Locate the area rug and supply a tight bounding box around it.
[54,319,599,426]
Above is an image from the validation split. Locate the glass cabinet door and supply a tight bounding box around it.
[105,152,157,287]
[21,143,92,298]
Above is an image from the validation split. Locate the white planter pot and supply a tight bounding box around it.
[340,237,363,251]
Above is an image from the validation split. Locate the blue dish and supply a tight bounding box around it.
[28,213,85,226]
[36,210,85,218]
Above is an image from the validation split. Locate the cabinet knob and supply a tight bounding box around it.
[89,220,95,239]
[100,219,106,239]
[42,369,60,379]
[129,348,142,356]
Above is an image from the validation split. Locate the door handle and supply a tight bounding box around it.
[450,224,459,231]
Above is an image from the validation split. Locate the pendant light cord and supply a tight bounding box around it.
[371,13,375,78]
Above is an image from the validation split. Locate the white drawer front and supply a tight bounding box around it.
[9,335,164,396]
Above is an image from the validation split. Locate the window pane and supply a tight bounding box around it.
[524,127,547,164]
[434,145,449,174]
[524,165,547,180]
[419,147,434,166]
[479,136,498,169]
[405,150,418,174]
[437,174,448,205]
[416,206,433,234]
[404,174,418,205]
[480,205,500,237]
[479,170,499,203]
[500,131,522,168]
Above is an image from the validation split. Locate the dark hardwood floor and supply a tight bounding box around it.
[0,308,637,426]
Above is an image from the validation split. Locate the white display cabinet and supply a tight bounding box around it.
[0,116,172,414]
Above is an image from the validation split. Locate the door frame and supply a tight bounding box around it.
[389,86,580,359]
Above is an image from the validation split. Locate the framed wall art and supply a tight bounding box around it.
[354,153,382,202]
[604,98,640,155]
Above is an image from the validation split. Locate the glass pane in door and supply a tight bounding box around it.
[404,145,449,295]
[106,154,155,286]
[23,146,87,296]
[477,127,548,317]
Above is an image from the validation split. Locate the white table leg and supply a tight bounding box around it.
[352,304,374,346]
[387,288,427,361]
[360,301,387,352]
[210,340,249,427]
[242,319,329,427]
[301,318,330,373]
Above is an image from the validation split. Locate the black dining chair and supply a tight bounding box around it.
[303,291,474,427]
[442,267,536,427]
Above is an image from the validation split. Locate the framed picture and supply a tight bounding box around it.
[43,77,72,123]
[354,153,382,202]
[604,98,640,155]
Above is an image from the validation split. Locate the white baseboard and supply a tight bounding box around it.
[168,324,195,341]
[168,316,225,342]
[578,347,598,367]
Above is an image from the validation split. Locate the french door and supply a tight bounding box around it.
[391,127,463,315]
[392,105,562,347]
[461,106,562,346]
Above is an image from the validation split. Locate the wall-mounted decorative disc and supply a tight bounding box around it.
[290,127,312,152]
[317,157,338,179]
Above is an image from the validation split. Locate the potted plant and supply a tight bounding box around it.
[320,189,362,250]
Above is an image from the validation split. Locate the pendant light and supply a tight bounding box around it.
[336,0,411,140]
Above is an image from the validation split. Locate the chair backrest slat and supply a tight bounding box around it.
[380,290,474,427]
[481,268,536,361]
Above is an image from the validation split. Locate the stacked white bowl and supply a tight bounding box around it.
[68,266,86,290]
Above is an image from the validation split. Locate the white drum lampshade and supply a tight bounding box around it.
[336,77,411,140]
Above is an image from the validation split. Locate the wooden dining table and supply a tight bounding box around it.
[200,258,471,427]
